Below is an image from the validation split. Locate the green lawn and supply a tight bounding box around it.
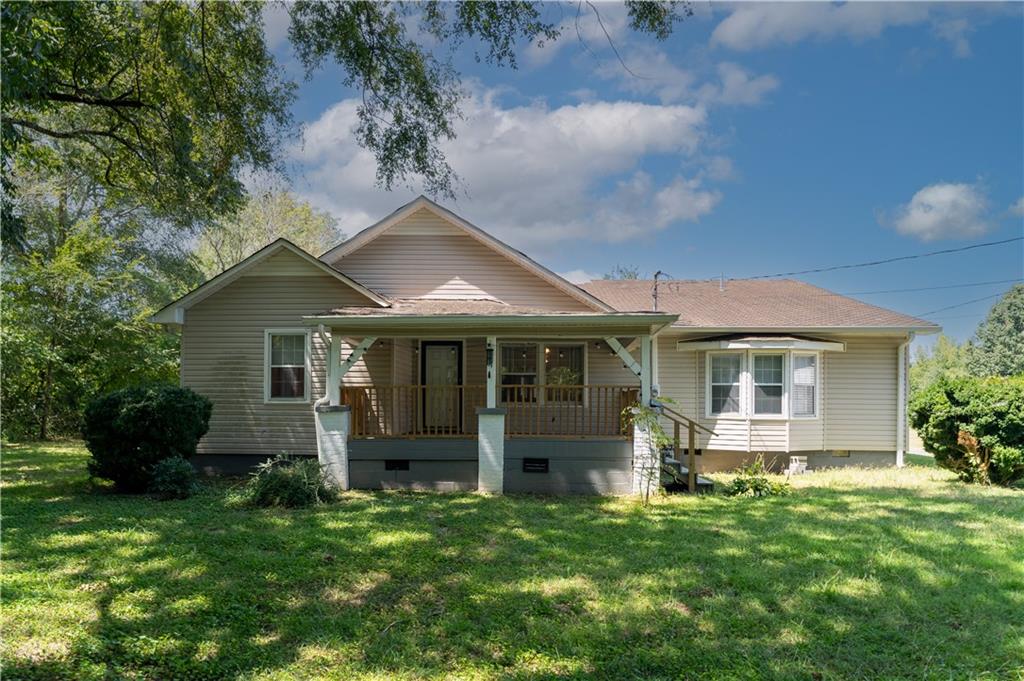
[3,443,1022,680]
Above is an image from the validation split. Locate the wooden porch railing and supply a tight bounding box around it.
[502,385,638,438]
[656,402,717,492]
[341,384,639,439]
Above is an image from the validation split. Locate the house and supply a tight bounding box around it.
[151,196,939,494]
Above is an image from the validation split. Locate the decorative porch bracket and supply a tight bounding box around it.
[339,336,378,378]
[604,337,642,378]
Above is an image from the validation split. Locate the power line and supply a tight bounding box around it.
[740,237,1023,280]
[916,292,1006,317]
[834,278,1022,296]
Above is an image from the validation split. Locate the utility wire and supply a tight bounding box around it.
[916,292,1006,317]
[739,237,1023,280]
[834,278,1022,296]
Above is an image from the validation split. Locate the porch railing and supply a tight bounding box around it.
[341,384,638,439]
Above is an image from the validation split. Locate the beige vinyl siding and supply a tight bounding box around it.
[824,337,900,451]
[181,261,380,457]
[588,340,642,386]
[655,334,901,453]
[330,209,592,311]
[242,249,333,277]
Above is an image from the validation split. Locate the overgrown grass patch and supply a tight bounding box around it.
[2,442,1022,680]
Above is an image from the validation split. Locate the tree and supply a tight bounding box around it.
[0,160,200,440]
[604,264,643,280]
[968,284,1024,377]
[910,334,970,402]
[195,190,344,277]
[1,1,294,247]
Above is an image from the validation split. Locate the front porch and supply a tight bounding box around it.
[305,306,677,494]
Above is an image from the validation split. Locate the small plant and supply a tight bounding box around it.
[149,457,199,500]
[724,455,792,498]
[83,385,212,492]
[246,454,337,508]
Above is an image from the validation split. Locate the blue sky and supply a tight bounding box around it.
[265,2,1023,349]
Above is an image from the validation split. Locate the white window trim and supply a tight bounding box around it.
[264,328,312,404]
[790,351,821,420]
[704,349,822,421]
[706,351,745,418]
[498,341,589,406]
[750,351,788,419]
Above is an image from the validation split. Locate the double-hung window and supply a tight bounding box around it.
[791,353,817,418]
[752,353,785,415]
[500,344,538,402]
[265,330,309,401]
[545,344,584,403]
[709,353,743,416]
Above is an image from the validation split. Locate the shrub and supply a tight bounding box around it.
[149,457,200,500]
[724,455,792,498]
[909,375,1024,486]
[83,385,212,492]
[246,454,337,508]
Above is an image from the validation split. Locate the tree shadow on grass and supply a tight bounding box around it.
[3,450,1023,680]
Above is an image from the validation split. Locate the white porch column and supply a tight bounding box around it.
[315,404,350,490]
[477,407,506,493]
[486,336,497,408]
[632,335,658,496]
[327,334,341,406]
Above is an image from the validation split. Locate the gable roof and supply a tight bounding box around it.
[150,239,389,324]
[320,196,612,312]
[580,279,940,332]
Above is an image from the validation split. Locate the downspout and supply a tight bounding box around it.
[896,332,914,467]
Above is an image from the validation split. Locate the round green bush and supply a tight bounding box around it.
[909,375,1024,486]
[246,454,337,508]
[83,385,212,492]
[149,457,200,500]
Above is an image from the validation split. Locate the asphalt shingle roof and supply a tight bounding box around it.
[579,279,939,330]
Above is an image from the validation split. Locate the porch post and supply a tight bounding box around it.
[327,334,341,406]
[632,334,658,496]
[486,336,497,408]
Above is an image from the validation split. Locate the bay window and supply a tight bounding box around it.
[704,349,821,419]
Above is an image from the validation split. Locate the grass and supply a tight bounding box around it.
[2,443,1022,680]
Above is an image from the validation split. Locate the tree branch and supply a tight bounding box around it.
[42,92,145,108]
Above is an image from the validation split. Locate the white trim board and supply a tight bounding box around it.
[679,338,845,352]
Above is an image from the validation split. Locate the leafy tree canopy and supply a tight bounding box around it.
[1,1,294,248]
[968,284,1024,377]
[910,334,971,402]
[195,189,344,278]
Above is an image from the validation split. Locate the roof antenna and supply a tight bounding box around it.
[719,273,725,292]
[653,270,669,311]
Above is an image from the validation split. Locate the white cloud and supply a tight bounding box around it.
[885,182,991,241]
[710,3,985,56]
[559,269,600,284]
[698,62,779,106]
[293,88,720,249]
[1010,197,1024,217]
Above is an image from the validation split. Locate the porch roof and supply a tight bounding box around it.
[303,298,677,335]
